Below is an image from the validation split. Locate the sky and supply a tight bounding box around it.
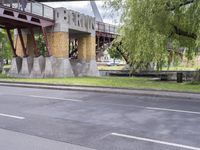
[44,1,120,25]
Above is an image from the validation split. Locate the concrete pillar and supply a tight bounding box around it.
[47,32,74,77]
[78,35,96,61]
[71,35,99,77]
[47,32,69,58]
[86,35,96,61]
[78,37,87,61]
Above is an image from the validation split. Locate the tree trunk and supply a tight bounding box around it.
[0,58,3,73]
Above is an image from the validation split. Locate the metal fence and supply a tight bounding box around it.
[0,0,54,20]
[96,21,118,34]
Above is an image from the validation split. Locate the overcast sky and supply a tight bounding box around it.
[44,1,120,25]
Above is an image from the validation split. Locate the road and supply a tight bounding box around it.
[0,86,200,150]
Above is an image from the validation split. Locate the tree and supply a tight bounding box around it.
[0,29,12,65]
[107,38,128,64]
[106,0,200,71]
[36,34,46,56]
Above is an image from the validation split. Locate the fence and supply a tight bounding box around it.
[96,21,118,34]
[0,0,54,20]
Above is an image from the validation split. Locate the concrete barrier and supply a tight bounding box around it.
[30,56,45,78]
[8,57,22,77]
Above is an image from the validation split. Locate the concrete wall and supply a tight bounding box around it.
[54,7,95,36]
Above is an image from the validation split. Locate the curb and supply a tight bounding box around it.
[0,80,199,94]
[0,81,200,100]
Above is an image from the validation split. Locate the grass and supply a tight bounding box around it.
[98,65,126,70]
[98,65,200,71]
[0,74,200,93]
[162,66,200,71]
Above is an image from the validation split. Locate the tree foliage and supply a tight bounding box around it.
[0,29,12,61]
[106,0,200,71]
[108,38,124,61]
[36,34,46,56]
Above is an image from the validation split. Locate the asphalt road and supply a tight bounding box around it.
[0,86,200,150]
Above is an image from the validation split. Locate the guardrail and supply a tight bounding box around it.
[0,0,54,20]
[96,21,118,34]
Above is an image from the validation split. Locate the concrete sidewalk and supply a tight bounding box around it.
[0,81,200,100]
[0,128,95,150]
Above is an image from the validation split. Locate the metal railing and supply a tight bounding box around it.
[0,0,54,20]
[96,21,118,34]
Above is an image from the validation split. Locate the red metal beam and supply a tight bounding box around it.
[29,28,40,57]
[41,27,51,56]
[6,28,17,57]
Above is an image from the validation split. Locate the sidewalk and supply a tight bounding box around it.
[0,81,200,100]
[0,129,95,150]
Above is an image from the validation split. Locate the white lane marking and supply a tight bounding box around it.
[146,107,200,115]
[98,101,200,115]
[4,94,200,115]
[28,95,83,102]
[7,94,83,102]
[111,133,200,150]
[0,113,25,120]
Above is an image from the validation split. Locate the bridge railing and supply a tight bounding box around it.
[0,0,54,20]
[96,21,118,34]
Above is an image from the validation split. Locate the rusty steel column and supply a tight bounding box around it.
[6,28,17,57]
[17,28,27,57]
[41,27,51,56]
[29,28,39,57]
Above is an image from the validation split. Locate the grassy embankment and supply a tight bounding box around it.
[0,74,199,93]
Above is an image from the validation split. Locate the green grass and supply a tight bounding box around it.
[162,65,200,71]
[0,74,200,93]
[98,65,200,71]
[98,65,126,70]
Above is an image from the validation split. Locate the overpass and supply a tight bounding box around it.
[0,0,117,78]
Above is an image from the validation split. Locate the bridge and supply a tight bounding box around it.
[0,0,117,78]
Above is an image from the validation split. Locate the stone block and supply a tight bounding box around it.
[54,58,74,77]
[70,59,84,77]
[30,56,45,78]
[43,56,55,78]
[71,59,99,77]
[85,60,100,77]
[8,57,22,77]
[19,56,33,78]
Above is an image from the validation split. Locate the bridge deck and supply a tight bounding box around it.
[96,21,118,38]
[0,0,54,28]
